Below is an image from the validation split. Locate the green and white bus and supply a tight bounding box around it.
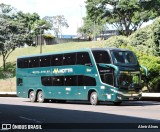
[16,48,148,105]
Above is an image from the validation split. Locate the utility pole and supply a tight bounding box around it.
[93,21,96,41]
[35,24,46,54]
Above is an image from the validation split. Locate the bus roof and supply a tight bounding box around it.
[17,48,131,59]
[91,48,131,52]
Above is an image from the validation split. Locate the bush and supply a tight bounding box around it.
[138,54,160,92]
[104,36,129,47]
[0,62,16,79]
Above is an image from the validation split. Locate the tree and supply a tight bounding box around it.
[152,17,160,56]
[0,3,28,70]
[43,15,69,38]
[77,17,108,40]
[16,11,51,46]
[86,0,160,36]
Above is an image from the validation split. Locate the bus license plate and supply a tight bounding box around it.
[129,97,134,100]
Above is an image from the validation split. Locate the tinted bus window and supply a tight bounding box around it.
[41,75,96,86]
[93,51,111,63]
[17,58,29,68]
[64,76,77,86]
[17,59,23,68]
[52,76,64,86]
[76,52,92,66]
[77,75,96,86]
[77,75,84,86]
[40,55,51,67]
[29,57,39,68]
[41,76,52,86]
[23,58,29,68]
[51,54,63,66]
[101,74,114,86]
[17,78,23,86]
[83,76,96,86]
[63,53,76,65]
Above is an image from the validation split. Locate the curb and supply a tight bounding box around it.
[0,92,159,101]
[141,93,160,101]
[0,92,17,97]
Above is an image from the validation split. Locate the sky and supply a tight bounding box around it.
[0,0,86,35]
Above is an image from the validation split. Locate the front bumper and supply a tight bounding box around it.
[116,92,142,101]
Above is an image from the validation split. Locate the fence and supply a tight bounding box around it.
[33,36,89,46]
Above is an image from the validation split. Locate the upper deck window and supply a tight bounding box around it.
[63,53,76,65]
[51,54,63,66]
[112,51,137,65]
[92,51,111,64]
[76,52,92,66]
[29,57,39,68]
[17,58,29,68]
[40,55,51,67]
[17,52,92,68]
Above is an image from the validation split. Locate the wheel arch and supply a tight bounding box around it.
[28,89,34,98]
[87,89,98,101]
[28,88,44,98]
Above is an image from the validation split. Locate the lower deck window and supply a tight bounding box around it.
[41,75,96,86]
[17,78,23,86]
[101,74,114,86]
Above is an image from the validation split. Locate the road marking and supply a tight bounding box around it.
[19,116,42,123]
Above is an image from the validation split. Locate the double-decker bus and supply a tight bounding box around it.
[16,48,148,105]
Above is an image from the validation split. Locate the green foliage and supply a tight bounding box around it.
[0,62,16,79]
[77,17,108,40]
[0,3,28,70]
[129,25,156,55]
[151,17,160,56]
[138,54,160,92]
[16,11,51,46]
[104,36,129,47]
[86,0,160,36]
[128,17,160,56]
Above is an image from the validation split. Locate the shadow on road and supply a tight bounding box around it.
[23,100,160,107]
[0,102,159,132]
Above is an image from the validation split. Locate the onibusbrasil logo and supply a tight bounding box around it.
[53,68,73,74]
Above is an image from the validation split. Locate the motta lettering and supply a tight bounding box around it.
[53,68,73,74]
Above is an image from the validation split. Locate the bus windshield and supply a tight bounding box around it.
[111,51,137,65]
[118,71,141,89]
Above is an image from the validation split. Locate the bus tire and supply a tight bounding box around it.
[90,92,99,105]
[29,91,37,102]
[113,102,122,106]
[37,91,45,103]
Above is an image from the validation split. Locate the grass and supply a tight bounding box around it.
[0,41,107,92]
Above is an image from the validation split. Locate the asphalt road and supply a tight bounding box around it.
[0,97,160,132]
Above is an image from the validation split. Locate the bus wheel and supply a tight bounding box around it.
[90,92,99,105]
[29,91,36,102]
[113,102,122,106]
[37,91,45,103]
